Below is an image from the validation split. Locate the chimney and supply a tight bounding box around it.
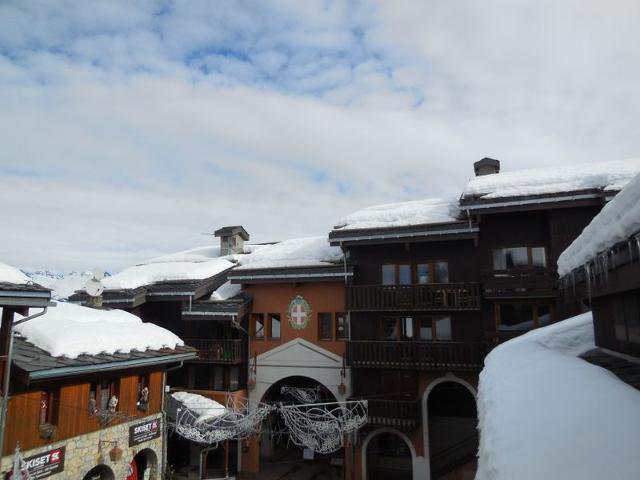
[474,157,501,176]
[214,226,250,256]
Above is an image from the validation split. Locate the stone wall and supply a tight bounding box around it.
[1,413,163,479]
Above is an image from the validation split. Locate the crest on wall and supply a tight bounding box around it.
[287,295,312,330]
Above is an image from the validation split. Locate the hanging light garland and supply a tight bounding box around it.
[280,385,322,404]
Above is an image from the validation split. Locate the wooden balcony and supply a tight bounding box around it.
[482,269,557,299]
[347,341,485,371]
[346,283,481,311]
[366,398,421,431]
[185,339,244,364]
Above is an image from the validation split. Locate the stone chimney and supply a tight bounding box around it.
[474,157,501,176]
[214,226,250,256]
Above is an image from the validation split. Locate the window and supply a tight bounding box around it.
[493,247,547,270]
[382,317,413,341]
[229,367,240,391]
[137,374,150,412]
[613,294,640,345]
[336,313,349,340]
[382,318,399,340]
[253,313,264,339]
[381,264,411,285]
[434,262,449,283]
[416,264,430,284]
[497,303,554,331]
[416,261,449,284]
[401,317,414,340]
[213,366,224,390]
[318,313,332,340]
[90,380,119,415]
[419,316,452,341]
[268,314,281,339]
[39,390,59,425]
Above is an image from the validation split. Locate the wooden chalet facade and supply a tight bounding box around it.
[328,158,623,480]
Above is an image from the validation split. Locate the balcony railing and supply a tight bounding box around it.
[365,398,421,431]
[347,341,485,371]
[346,283,481,311]
[185,339,244,364]
[482,268,557,299]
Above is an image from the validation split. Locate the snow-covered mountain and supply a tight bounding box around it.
[22,270,110,301]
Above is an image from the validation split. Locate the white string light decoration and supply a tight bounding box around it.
[280,385,321,404]
[278,400,368,454]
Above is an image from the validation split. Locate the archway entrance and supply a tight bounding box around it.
[260,376,338,476]
[427,381,477,479]
[366,431,413,480]
[82,465,115,480]
[130,448,159,480]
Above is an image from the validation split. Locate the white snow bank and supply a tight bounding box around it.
[235,236,342,270]
[334,198,460,230]
[171,391,226,422]
[104,258,234,290]
[558,173,640,276]
[15,302,184,358]
[209,281,241,301]
[476,312,640,480]
[0,262,30,285]
[464,158,640,200]
[145,246,222,264]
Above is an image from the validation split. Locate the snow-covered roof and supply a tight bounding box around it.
[14,301,184,358]
[234,236,342,270]
[463,158,640,200]
[0,261,30,285]
[558,173,640,276]
[476,312,640,480]
[171,391,226,423]
[209,281,242,301]
[333,198,461,231]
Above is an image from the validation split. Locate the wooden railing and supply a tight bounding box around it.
[366,399,421,431]
[185,339,244,364]
[347,341,485,371]
[346,283,481,311]
[482,268,557,298]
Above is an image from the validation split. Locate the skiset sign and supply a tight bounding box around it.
[12,446,65,479]
[129,418,161,446]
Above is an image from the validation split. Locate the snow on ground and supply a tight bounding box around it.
[15,301,184,358]
[0,261,30,284]
[235,236,342,270]
[558,173,640,276]
[333,197,460,230]
[476,312,640,480]
[103,257,234,290]
[23,270,94,300]
[171,391,226,422]
[209,281,241,301]
[464,158,640,200]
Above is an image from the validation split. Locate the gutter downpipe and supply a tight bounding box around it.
[162,360,184,479]
[0,307,49,461]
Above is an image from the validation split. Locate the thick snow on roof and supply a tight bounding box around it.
[209,281,241,301]
[235,236,342,270]
[104,257,234,290]
[333,198,460,231]
[0,261,30,285]
[171,391,225,423]
[145,246,222,264]
[464,158,640,200]
[14,301,184,358]
[558,173,640,276]
[476,312,640,480]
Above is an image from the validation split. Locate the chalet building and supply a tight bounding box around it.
[328,158,640,480]
[558,172,640,383]
[0,263,197,480]
[226,236,353,477]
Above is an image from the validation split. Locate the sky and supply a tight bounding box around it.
[1,0,640,272]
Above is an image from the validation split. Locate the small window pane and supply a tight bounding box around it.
[229,367,239,391]
[499,304,534,331]
[505,247,528,268]
[435,316,452,340]
[269,314,280,339]
[382,318,398,340]
[382,265,396,285]
[537,305,551,327]
[434,262,449,283]
[532,247,547,267]
[615,316,628,342]
[336,313,349,340]
[319,313,332,340]
[419,319,433,340]
[214,366,224,390]
[417,264,430,284]
[402,317,414,340]
[254,314,264,339]
[493,249,507,270]
[398,265,412,285]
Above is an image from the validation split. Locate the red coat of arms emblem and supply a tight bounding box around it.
[288,295,311,330]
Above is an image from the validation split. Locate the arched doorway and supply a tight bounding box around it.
[130,448,159,480]
[427,381,477,479]
[365,430,413,480]
[82,465,115,480]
